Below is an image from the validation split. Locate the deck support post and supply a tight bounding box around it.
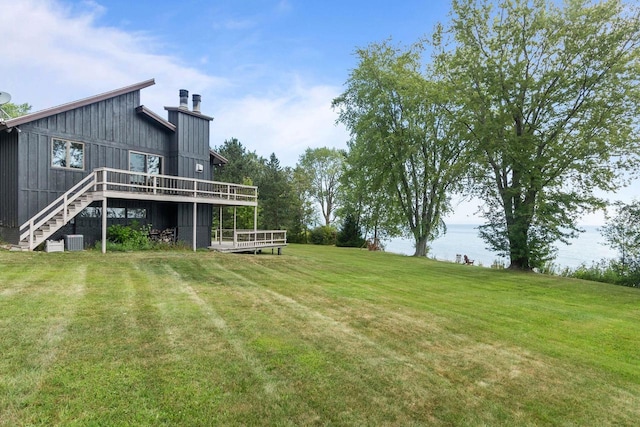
[233,207,237,247]
[254,205,258,255]
[219,206,223,244]
[101,197,107,254]
[192,202,197,252]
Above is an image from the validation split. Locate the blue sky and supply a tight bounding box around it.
[88,1,447,89]
[1,0,636,224]
[1,0,448,166]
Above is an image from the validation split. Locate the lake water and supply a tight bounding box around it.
[385,224,617,270]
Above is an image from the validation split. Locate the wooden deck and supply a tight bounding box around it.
[17,167,280,253]
[93,168,258,206]
[209,230,287,254]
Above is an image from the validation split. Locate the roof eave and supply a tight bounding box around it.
[165,106,214,121]
[135,105,176,132]
[210,149,228,165]
[0,78,156,131]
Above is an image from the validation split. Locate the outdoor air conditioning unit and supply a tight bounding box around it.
[64,235,84,251]
[195,163,204,173]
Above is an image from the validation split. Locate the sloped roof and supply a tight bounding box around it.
[0,79,156,131]
[135,105,176,132]
[210,149,228,165]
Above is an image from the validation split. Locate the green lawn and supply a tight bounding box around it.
[1,244,638,426]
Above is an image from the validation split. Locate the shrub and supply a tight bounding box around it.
[285,229,309,244]
[310,226,337,245]
[105,222,151,251]
[563,259,640,288]
[336,214,366,248]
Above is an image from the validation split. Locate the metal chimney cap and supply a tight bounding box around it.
[192,94,202,113]
[179,89,189,109]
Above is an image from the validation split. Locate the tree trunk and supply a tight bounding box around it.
[414,235,428,257]
[508,257,530,270]
[506,186,537,270]
[507,221,532,270]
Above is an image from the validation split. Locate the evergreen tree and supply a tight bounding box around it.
[336,213,365,248]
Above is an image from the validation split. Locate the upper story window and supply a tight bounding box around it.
[129,151,163,175]
[52,138,84,170]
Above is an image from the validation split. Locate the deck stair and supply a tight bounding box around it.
[11,168,269,252]
[15,172,97,251]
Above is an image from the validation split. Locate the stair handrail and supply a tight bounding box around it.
[19,171,97,246]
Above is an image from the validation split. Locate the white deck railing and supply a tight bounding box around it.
[213,229,287,249]
[235,230,287,248]
[94,167,258,204]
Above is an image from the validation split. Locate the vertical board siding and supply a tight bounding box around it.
[0,131,19,230]
[16,90,172,224]
[170,111,211,181]
[10,88,216,247]
[176,204,212,248]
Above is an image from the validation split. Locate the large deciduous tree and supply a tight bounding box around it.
[296,147,344,226]
[333,42,468,257]
[434,0,640,269]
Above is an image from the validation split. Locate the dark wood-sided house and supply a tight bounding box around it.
[0,79,286,252]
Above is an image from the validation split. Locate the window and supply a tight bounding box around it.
[129,151,163,174]
[52,138,84,170]
[78,207,102,218]
[127,208,147,219]
[107,208,126,219]
[78,207,146,219]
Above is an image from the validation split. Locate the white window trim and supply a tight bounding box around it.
[51,138,85,170]
[128,150,164,175]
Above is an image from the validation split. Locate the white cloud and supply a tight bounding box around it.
[276,0,293,13]
[217,18,256,30]
[0,0,346,168]
[0,0,223,111]
[212,80,350,166]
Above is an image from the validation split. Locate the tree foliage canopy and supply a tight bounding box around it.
[0,102,31,119]
[433,0,640,269]
[213,138,263,185]
[213,138,306,234]
[333,41,469,256]
[602,200,640,269]
[296,147,345,226]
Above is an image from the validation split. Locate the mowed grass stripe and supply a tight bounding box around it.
[149,249,640,426]
[245,245,640,382]
[24,257,164,425]
[152,256,336,423]
[155,251,640,424]
[37,255,286,426]
[1,247,639,425]
[158,257,405,423]
[189,246,640,424]
[0,256,87,426]
[174,257,446,424]
[270,253,638,423]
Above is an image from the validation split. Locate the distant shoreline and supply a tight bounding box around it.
[385,224,615,270]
